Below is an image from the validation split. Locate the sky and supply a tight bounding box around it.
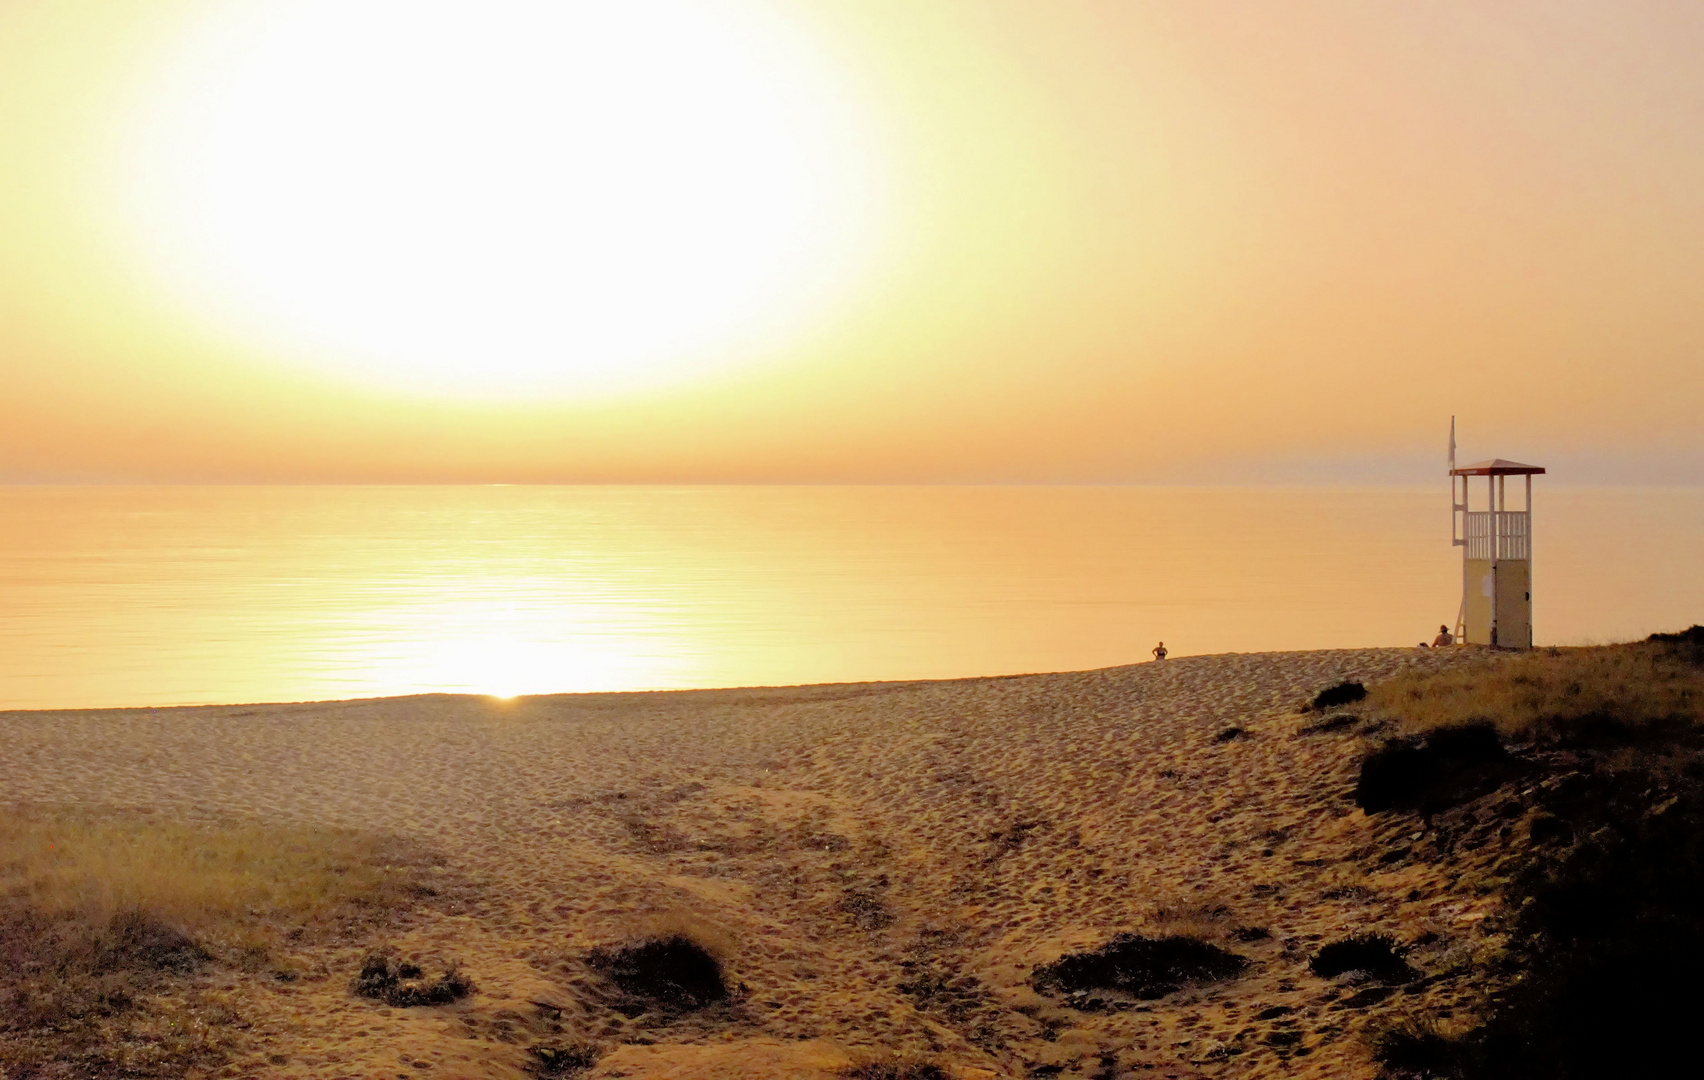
[2,0,1701,485]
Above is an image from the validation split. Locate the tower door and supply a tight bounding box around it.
[1494,559,1532,649]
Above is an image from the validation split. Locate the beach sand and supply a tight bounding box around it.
[0,647,1495,1079]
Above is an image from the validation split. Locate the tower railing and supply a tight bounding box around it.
[1462,510,1530,561]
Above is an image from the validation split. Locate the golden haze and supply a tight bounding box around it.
[1,1,1702,482]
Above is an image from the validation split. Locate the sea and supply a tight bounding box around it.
[1,485,1699,711]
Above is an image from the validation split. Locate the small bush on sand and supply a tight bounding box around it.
[1312,681,1369,710]
[1309,934,1415,983]
[586,934,728,1012]
[350,949,475,1007]
[1033,934,1248,1001]
[1371,640,1704,742]
[530,1040,604,1078]
[842,1052,951,1080]
[1356,722,1511,815]
[0,804,447,1078]
[1372,1016,1462,1078]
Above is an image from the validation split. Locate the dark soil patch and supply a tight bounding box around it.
[350,951,474,1007]
[1356,722,1514,815]
[1312,681,1368,710]
[1231,926,1272,943]
[585,935,727,1012]
[1309,934,1415,983]
[1033,934,1249,1001]
[1214,726,1248,742]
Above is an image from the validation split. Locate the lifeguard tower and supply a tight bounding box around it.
[1449,420,1544,648]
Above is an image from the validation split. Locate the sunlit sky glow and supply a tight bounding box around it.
[118,0,889,399]
[2,0,1702,482]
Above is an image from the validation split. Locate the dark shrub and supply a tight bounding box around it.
[1378,771,1704,1079]
[1033,934,1248,1000]
[350,951,474,1007]
[1374,1018,1462,1078]
[1214,726,1247,743]
[843,1055,951,1080]
[1309,934,1415,982]
[531,1041,603,1077]
[1356,739,1435,814]
[586,935,727,1011]
[1313,681,1368,710]
[1356,723,1512,814]
[1647,625,1704,645]
[1425,722,1504,763]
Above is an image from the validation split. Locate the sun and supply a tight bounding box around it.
[115,0,888,399]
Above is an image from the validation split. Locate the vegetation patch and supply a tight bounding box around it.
[529,1040,604,1078]
[0,804,452,1078]
[1310,934,1415,983]
[1355,722,1514,815]
[350,949,474,1007]
[586,934,728,1012]
[1370,639,1704,742]
[1375,771,1704,1078]
[1364,633,1704,1078]
[843,1052,952,1080]
[1033,934,1249,1001]
[1311,681,1368,711]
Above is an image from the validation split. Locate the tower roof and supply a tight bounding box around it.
[1450,458,1546,476]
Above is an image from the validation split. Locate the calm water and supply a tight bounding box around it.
[1,485,1699,710]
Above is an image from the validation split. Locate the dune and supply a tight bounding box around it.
[0,647,1499,1078]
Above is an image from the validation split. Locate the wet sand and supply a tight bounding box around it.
[0,648,1493,1079]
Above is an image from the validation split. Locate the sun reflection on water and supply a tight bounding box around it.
[1,485,1699,710]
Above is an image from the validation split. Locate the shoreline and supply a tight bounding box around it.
[0,645,1462,717]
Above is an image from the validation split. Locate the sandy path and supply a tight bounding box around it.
[1,647,1487,1079]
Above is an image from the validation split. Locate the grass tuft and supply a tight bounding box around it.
[530,1039,604,1077]
[842,1051,952,1080]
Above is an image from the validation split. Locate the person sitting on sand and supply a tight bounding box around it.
[1152,641,1167,661]
[1432,624,1455,647]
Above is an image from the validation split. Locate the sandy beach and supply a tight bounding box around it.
[0,647,1498,1079]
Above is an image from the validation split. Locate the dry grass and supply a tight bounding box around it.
[841,1051,952,1080]
[0,803,449,1078]
[1370,642,1704,741]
